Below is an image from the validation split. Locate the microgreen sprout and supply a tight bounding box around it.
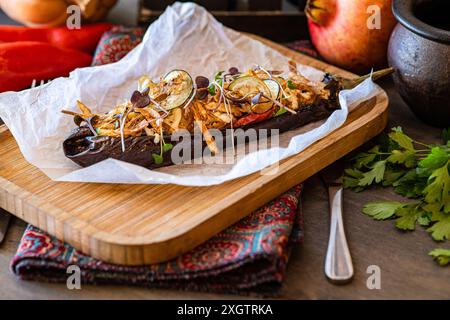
[287,80,297,90]
[119,105,132,152]
[253,64,272,79]
[152,126,173,165]
[211,79,236,155]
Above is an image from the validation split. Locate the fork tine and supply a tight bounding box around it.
[31,79,51,89]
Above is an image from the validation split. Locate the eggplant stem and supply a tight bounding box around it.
[340,67,395,90]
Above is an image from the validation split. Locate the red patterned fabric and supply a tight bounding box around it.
[286,40,321,59]
[92,26,145,66]
[10,27,313,296]
[11,186,303,295]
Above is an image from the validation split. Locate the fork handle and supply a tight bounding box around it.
[324,185,354,284]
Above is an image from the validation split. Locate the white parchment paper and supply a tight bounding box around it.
[0,2,381,186]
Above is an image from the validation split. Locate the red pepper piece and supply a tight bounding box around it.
[0,41,92,92]
[234,108,275,128]
[0,23,113,53]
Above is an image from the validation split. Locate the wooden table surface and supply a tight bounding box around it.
[1,79,449,299]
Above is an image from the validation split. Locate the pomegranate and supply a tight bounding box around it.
[305,0,397,74]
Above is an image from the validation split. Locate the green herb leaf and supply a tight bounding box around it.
[358,160,386,186]
[423,202,442,215]
[386,150,416,168]
[419,147,450,171]
[382,168,405,187]
[416,166,433,179]
[418,211,432,226]
[442,128,450,144]
[343,167,365,191]
[214,70,224,81]
[162,143,173,153]
[393,170,427,198]
[208,84,216,95]
[427,211,450,241]
[389,127,415,151]
[362,201,404,220]
[343,177,364,192]
[273,107,287,117]
[376,133,398,153]
[152,153,164,165]
[287,80,297,90]
[356,153,377,169]
[423,161,450,206]
[429,249,450,266]
[345,167,364,178]
[207,71,225,95]
[353,146,379,169]
[395,205,422,231]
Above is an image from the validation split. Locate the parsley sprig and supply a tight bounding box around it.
[344,127,450,265]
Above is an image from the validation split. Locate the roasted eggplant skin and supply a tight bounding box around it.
[63,78,341,169]
[63,127,176,169]
[63,102,339,169]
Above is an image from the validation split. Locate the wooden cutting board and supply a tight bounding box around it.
[0,35,389,265]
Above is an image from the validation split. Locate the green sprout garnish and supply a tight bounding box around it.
[287,80,297,90]
[152,128,173,165]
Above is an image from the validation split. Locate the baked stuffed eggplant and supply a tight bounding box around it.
[62,63,392,169]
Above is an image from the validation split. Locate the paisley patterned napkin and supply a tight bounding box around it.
[11,186,303,295]
[10,27,309,296]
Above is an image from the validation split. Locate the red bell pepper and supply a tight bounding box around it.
[234,108,275,128]
[0,23,113,53]
[0,41,92,92]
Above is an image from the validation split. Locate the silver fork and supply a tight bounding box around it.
[320,159,354,284]
[0,79,50,244]
[31,79,50,88]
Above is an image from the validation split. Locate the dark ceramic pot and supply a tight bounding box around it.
[388,0,450,127]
